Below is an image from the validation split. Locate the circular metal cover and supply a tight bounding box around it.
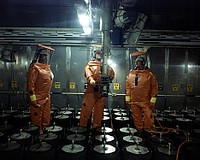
[188,114,200,118]
[194,129,200,134]
[54,115,69,119]
[126,145,149,155]
[38,132,58,141]
[103,112,109,116]
[104,108,109,112]
[70,126,87,133]
[114,112,128,116]
[23,110,30,114]
[156,117,164,121]
[50,111,54,114]
[155,112,163,116]
[51,107,58,111]
[61,107,75,111]
[95,134,114,142]
[96,127,113,133]
[62,144,84,153]
[180,109,193,114]
[119,127,137,134]
[157,146,176,155]
[28,142,52,152]
[14,114,30,118]
[169,113,182,118]
[102,116,110,121]
[5,110,18,114]
[93,144,116,154]
[112,108,126,112]
[10,132,31,140]
[164,118,172,122]
[0,143,21,151]
[77,111,81,115]
[68,107,75,111]
[123,135,142,143]
[176,118,191,122]
[115,116,129,121]
[46,125,63,132]
[163,110,172,113]
[150,135,169,143]
[23,125,38,132]
[75,115,80,120]
[59,110,72,115]
[67,134,86,141]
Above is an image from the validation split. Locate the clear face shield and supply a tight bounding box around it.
[131,55,146,69]
[31,44,55,65]
[131,51,147,69]
[96,53,102,62]
[92,50,103,62]
[38,50,50,64]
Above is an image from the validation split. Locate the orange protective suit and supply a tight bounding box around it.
[27,63,52,131]
[79,61,115,129]
[126,68,158,131]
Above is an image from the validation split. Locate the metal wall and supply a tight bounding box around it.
[0,45,200,111]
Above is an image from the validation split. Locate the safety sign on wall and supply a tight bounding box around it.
[11,81,17,88]
[0,81,3,88]
[69,82,75,89]
[54,82,60,88]
[187,84,193,92]
[172,84,178,92]
[113,83,120,90]
[158,84,163,91]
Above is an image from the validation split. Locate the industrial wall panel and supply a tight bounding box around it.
[0,44,200,111]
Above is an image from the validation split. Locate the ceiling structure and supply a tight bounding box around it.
[0,0,200,47]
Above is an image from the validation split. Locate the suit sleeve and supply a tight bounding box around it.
[27,66,38,95]
[84,64,94,82]
[125,74,131,96]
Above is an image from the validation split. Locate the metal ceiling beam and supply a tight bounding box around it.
[0,27,101,46]
[124,29,200,48]
[1,27,200,48]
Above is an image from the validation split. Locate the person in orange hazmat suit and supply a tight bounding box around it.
[125,55,158,134]
[79,50,115,130]
[27,47,54,134]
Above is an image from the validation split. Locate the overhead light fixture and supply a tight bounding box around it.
[84,0,89,4]
[83,27,92,35]
[76,2,92,35]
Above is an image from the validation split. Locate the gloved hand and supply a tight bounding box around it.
[90,79,96,85]
[30,94,41,108]
[149,102,155,111]
[150,97,157,111]
[125,95,131,108]
[30,100,41,108]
